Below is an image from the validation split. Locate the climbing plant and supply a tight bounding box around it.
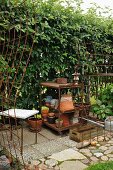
[0,0,113,109]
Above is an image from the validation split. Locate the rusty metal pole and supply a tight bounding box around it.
[20,122,23,155]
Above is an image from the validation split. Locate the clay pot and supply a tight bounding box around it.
[42,113,48,121]
[55,119,63,127]
[27,117,42,131]
[45,102,51,107]
[47,116,56,124]
[41,109,49,115]
[60,114,70,126]
[41,107,49,121]
[48,112,55,117]
[56,78,67,84]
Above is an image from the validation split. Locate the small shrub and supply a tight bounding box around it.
[91,84,113,120]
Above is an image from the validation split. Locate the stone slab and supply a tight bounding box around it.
[0,155,11,170]
[22,128,49,145]
[49,148,86,162]
[59,160,88,170]
[39,128,59,140]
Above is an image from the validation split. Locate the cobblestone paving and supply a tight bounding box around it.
[1,127,113,170]
[22,132,113,170]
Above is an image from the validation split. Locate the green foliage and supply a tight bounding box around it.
[86,161,113,170]
[91,84,113,120]
[0,56,8,72]
[0,0,113,108]
[0,56,16,75]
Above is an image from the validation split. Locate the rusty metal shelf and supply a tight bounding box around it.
[43,121,80,132]
[40,82,83,89]
[88,73,113,76]
[40,81,85,133]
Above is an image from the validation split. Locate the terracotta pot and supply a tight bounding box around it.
[47,116,56,124]
[48,112,55,117]
[60,114,70,126]
[41,109,49,115]
[42,113,48,121]
[56,78,67,84]
[55,119,63,127]
[27,118,42,131]
[41,107,49,121]
[45,102,51,107]
[63,121,70,127]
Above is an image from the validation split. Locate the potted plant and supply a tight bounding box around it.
[60,114,70,126]
[27,114,42,131]
[55,118,63,127]
[41,106,49,121]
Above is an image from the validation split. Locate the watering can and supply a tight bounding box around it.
[105,116,113,131]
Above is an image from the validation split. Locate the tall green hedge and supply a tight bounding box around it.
[0,0,113,109]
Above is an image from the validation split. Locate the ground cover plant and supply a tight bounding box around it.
[86,161,113,170]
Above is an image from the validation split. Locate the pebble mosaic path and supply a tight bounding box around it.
[1,127,113,170]
[22,134,113,170]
